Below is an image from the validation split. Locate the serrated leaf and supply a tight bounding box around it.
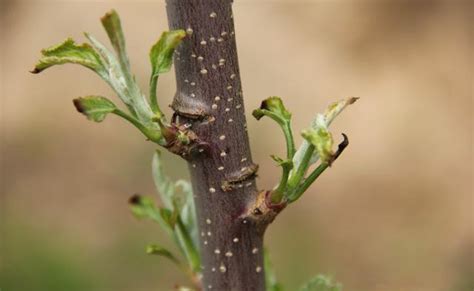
[253,96,292,124]
[72,96,116,122]
[302,127,334,165]
[150,30,186,76]
[31,38,106,75]
[299,275,342,291]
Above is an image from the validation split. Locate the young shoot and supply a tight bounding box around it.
[253,97,358,205]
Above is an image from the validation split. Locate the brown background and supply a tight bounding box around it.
[1,1,472,290]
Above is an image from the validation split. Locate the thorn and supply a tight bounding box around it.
[330,133,349,165]
[348,97,360,104]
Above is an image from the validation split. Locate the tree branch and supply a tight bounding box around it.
[166,1,267,290]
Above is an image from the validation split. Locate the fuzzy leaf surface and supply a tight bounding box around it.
[101,10,130,72]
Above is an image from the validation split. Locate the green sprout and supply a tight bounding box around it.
[32,10,200,289]
[32,9,353,291]
[253,96,358,205]
[129,151,201,288]
[31,10,186,146]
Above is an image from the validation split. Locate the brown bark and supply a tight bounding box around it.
[166,1,268,290]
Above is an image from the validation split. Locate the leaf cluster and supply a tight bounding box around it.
[32,10,186,146]
[32,11,200,289]
[253,97,358,204]
[129,151,200,289]
[33,9,355,291]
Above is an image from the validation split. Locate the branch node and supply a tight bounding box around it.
[221,163,259,192]
[242,190,287,227]
[160,122,209,159]
[171,93,210,120]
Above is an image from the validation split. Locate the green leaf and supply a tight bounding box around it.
[175,180,198,247]
[149,30,186,114]
[293,97,358,169]
[160,207,178,228]
[84,32,155,126]
[270,155,293,172]
[129,195,157,219]
[254,97,296,203]
[129,192,200,273]
[150,30,186,75]
[252,96,292,125]
[152,150,175,209]
[31,38,106,76]
[270,155,293,203]
[146,244,180,264]
[101,10,130,72]
[301,127,334,165]
[72,96,116,122]
[290,97,357,183]
[299,275,342,291]
[83,33,131,104]
[152,151,198,246]
[252,97,294,157]
[152,151,200,270]
[286,97,357,201]
[174,217,201,273]
[128,194,173,232]
[322,97,359,127]
[100,10,151,123]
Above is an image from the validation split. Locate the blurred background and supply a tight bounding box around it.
[1,0,472,290]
